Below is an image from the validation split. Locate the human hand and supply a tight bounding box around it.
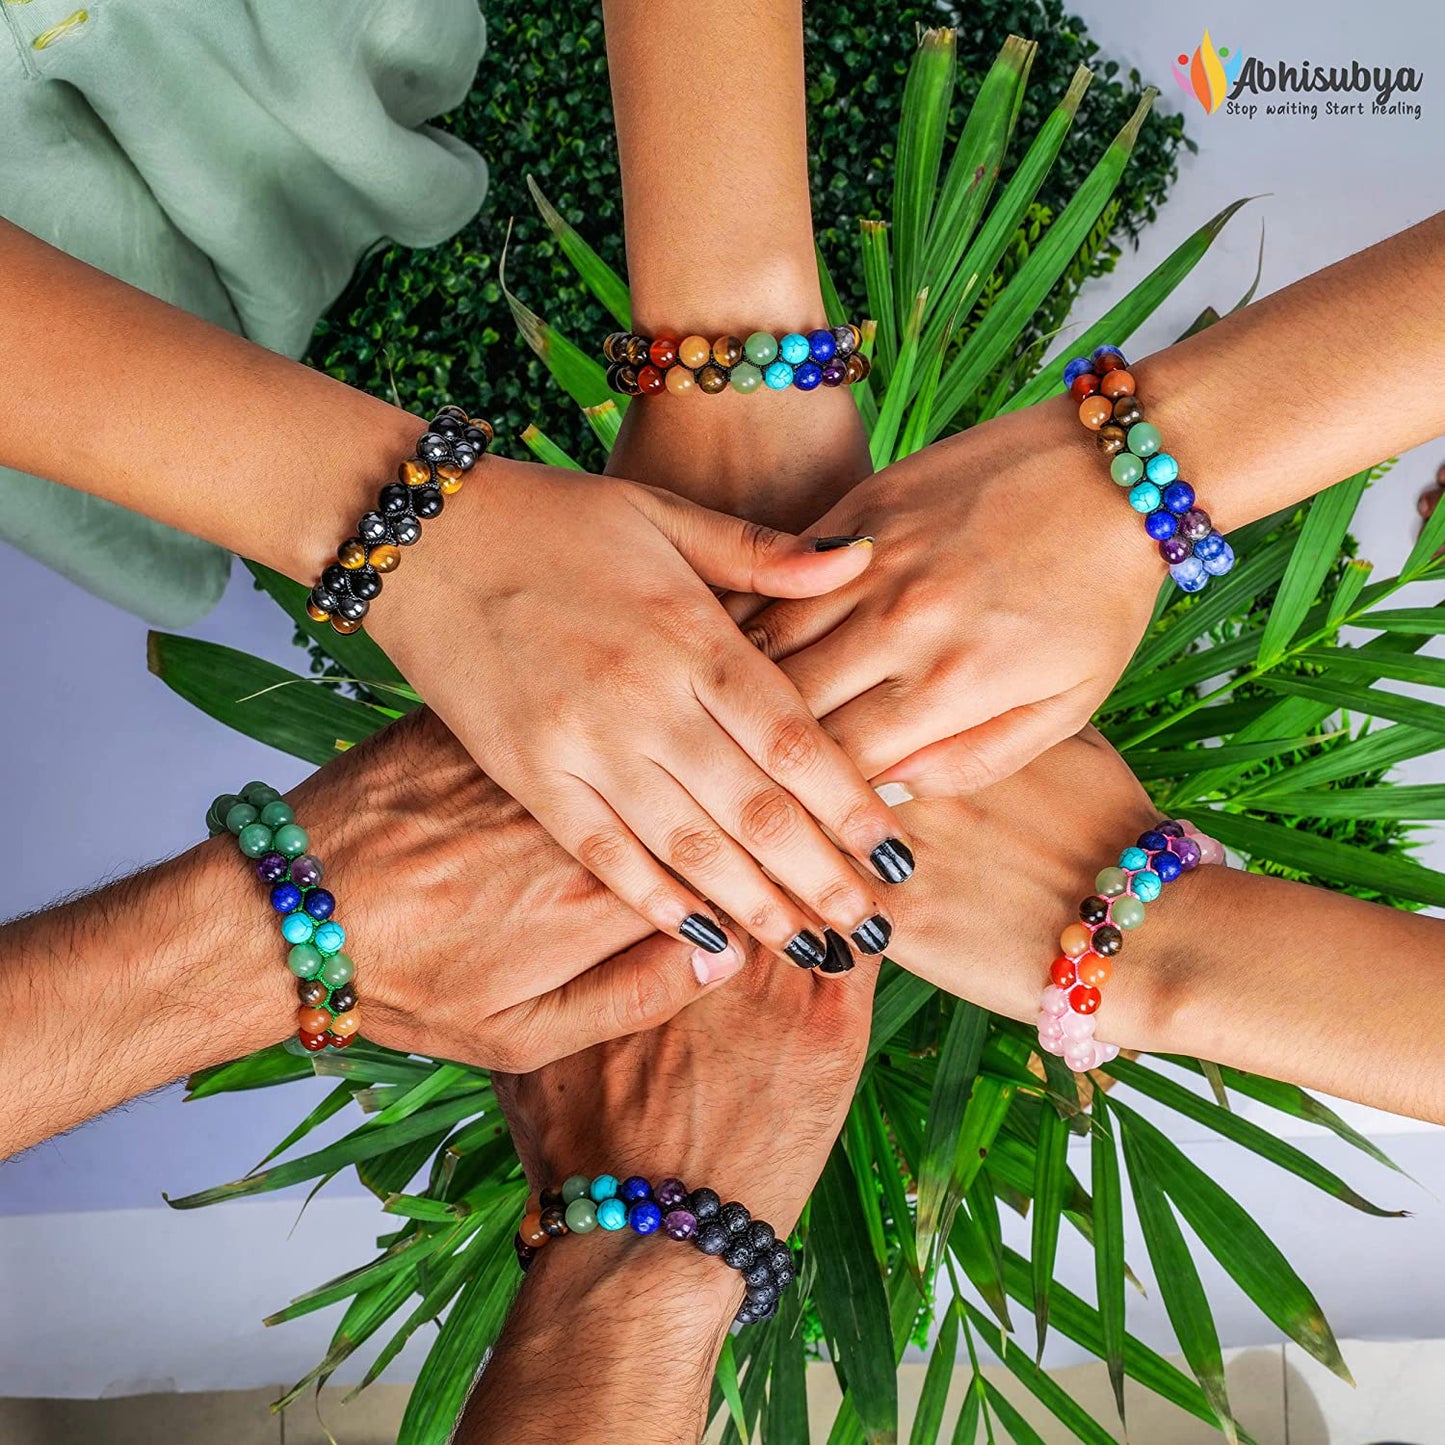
[368,459,913,970]
[736,397,1159,795]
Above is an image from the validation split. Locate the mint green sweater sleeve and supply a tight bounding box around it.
[0,0,489,625]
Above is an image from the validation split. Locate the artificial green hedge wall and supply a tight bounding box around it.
[305,0,1187,468]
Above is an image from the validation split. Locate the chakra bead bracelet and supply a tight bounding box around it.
[306,406,494,636]
[1064,346,1236,594]
[602,326,870,397]
[514,1173,797,1326]
[207,782,360,1053]
[1036,818,1226,1072]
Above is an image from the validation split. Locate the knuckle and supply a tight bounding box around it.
[744,624,774,655]
[740,784,801,847]
[763,714,820,775]
[664,823,726,872]
[616,966,673,1031]
[576,827,633,877]
[816,877,873,922]
[939,738,1001,794]
[742,520,785,559]
[832,798,884,850]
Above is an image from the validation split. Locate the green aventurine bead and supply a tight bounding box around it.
[207,793,240,834]
[564,1198,599,1234]
[1126,422,1162,457]
[225,801,259,835]
[272,823,310,858]
[561,1173,592,1204]
[319,952,354,988]
[744,330,779,366]
[260,800,294,829]
[1112,895,1146,930]
[242,782,281,808]
[1110,452,1144,486]
[1094,866,1128,898]
[729,362,763,394]
[288,943,324,979]
[238,823,275,858]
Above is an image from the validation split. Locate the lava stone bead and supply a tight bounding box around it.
[746,1221,776,1252]
[743,1261,773,1289]
[688,1188,721,1221]
[334,593,368,622]
[773,1257,796,1288]
[392,515,422,546]
[695,1222,731,1256]
[412,487,444,520]
[379,483,413,517]
[718,1202,751,1235]
[350,567,382,601]
[1092,924,1123,957]
[768,1243,793,1274]
[1079,895,1109,926]
[746,1279,779,1307]
[539,1208,567,1238]
[734,1302,760,1326]
[723,1242,755,1271]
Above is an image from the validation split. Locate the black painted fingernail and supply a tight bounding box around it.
[851,915,892,956]
[870,838,916,884]
[818,929,856,974]
[680,913,728,953]
[784,930,827,969]
[811,535,874,551]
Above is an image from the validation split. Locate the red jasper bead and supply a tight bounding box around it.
[1050,955,1078,988]
[1069,373,1100,401]
[636,364,665,396]
[1068,984,1102,1015]
[298,1030,329,1053]
[327,1032,356,1050]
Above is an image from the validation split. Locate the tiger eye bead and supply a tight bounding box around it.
[1112,396,1144,428]
[624,335,650,366]
[614,365,641,397]
[712,335,744,368]
[1078,396,1114,430]
[306,600,333,623]
[539,1207,568,1238]
[399,458,431,488]
[1099,369,1135,399]
[679,335,711,369]
[1092,924,1123,957]
[337,538,368,569]
[297,1005,332,1036]
[328,983,358,1015]
[649,336,679,369]
[844,353,868,384]
[469,418,494,445]
[369,544,401,573]
[1079,895,1109,925]
[602,332,629,364]
[331,616,363,635]
[434,464,464,497]
[297,977,329,1008]
[696,363,729,395]
[1095,423,1128,457]
[665,365,696,396]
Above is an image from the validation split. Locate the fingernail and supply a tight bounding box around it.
[875,781,914,807]
[811,535,874,551]
[692,941,743,985]
[850,915,892,956]
[680,913,728,953]
[870,838,916,884]
[818,929,856,974]
[784,930,827,969]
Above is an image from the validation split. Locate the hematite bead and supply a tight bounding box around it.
[696,363,729,395]
[350,568,382,601]
[255,851,289,884]
[539,1207,568,1238]
[688,1188,721,1221]
[723,1241,755,1271]
[307,587,337,618]
[1092,924,1123,957]
[270,881,302,913]
[358,511,391,543]
[452,443,477,470]
[392,515,422,546]
[412,487,444,520]
[379,483,413,517]
[655,1177,688,1210]
[290,854,323,888]
[695,1222,730,1256]
[432,414,463,438]
[465,423,492,448]
[620,1175,652,1204]
[322,563,352,596]
[718,1202,751,1235]
[418,433,450,462]
[746,1220,775,1252]
[664,1209,698,1240]
[297,977,329,1008]
[328,983,358,1015]
[539,1187,564,1211]
[1079,895,1109,926]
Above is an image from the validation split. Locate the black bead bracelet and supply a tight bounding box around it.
[305,406,494,635]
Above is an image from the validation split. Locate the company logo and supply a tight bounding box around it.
[1173,29,1245,114]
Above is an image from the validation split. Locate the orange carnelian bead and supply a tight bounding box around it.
[1077,956,1112,988]
[678,335,711,369]
[1069,373,1100,401]
[399,458,431,488]
[329,1007,361,1038]
[337,538,368,570]
[369,544,402,573]
[650,336,679,369]
[1060,923,1092,958]
[298,1005,332,1036]
[636,364,665,396]
[665,364,697,396]
[1078,395,1115,431]
[1069,984,1102,1015]
[712,335,744,368]
[1099,369,1135,400]
[520,1212,550,1247]
[1049,955,1077,989]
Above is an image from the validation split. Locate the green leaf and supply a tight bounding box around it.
[583,398,622,450]
[502,252,618,413]
[861,1079,921,1283]
[764,1291,810,1445]
[148,633,390,764]
[916,1000,990,1259]
[867,969,937,1061]
[1259,673,1445,736]
[1228,782,1445,822]
[908,1304,959,1445]
[1357,605,1445,635]
[812,1146,899,1443]
[893,27,957,306]
[526,175,631,327]
[520,422,584,470]
[1113,1100,1351,1381]
[1118,1113,1237,1442]
[716,1335,750,1444]
[1402,481,1445,577]
[980,1381,1049,1445]
[1090,1091,1127,1427]
[1325,559,1373,629]
[1124,732,1335,781]
[1295,643,1445,691]
[872,288,928,469]
[949,1193,1011,1333]
[1233,722,1441,799]
[252,1081,359,1172]
[860,220,898,381]
[845,1101,890,1270]
[185,1041,313,1099]
[1030,1103,1070,1358]
[949,1382,981,1445]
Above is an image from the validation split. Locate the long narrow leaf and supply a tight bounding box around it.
[909,1304,960,1445]
[1030,1103,1070,1358]
[1091,1091,1128,1427]
[916,1000,990,1258]
[526,176,631,326]
[893,28,957,305]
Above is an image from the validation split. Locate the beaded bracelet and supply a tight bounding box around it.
[1037,818,1227,1072]
[602,327,870,397]
[514,1173,797,1326]
[305,406,494,635]
[1064,346,1236,593]
[207,782,359,1053]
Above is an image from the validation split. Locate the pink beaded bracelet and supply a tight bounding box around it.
[1036,818,1227,1072]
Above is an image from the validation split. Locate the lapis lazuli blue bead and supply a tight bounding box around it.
[807,328,836,363]
[1138,830,1169,852]
[1171,556,1208,591]
[1145,509,1178,540]
[1092,344,1126,365]
[1201,540,1236,576]
[764,360,794,390]
[303,887,336,921]
[1153,851,1183,883]
[1063,356,1094,386]
[589,1174,620,1203]
[280,911,315,945]
[1162,480,1196,515]
[1132,870,1163,902]
[1119,846,1149,871]
[1193,530,1226,562]
[596,1198,628,1231]
[270,881,302,914]
[620,1175,652,1204]
[629,1201,663,1235]
[793,360,822,390]
[1128,481,1161,514]
[779,332,811,365]
[1145,452,1179,485]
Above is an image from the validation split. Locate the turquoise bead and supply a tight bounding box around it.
[288,943,324,979]
[596,1198,628,1231]
[260,800,294,829]
[589,1174,620,1202]
[272,823,310,859]
[1128,481,1161,514]
[242,782,281,808]
[562,1174,591,1204]
[225,801,259,835]
[1119,846,1149,871]
[319,951,354,988]
[729,362,763,394]
[1113,895,1146,930]
[744,331,779,366]
[764,360,794,390]
[1110,453,1144,487]
[1132,870,1163,902]
[1126,422,1162,457]
[313,920,346,955]
[281,911,316,945]
[237,823,275,858]
[778,332,810,365]
[565,1198,599,1234]
[1145,452,1178,484]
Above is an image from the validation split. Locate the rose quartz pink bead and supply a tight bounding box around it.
[1040,985,1069,1016]
[1196,833,1226,866]
[1062,1010,1097,1041]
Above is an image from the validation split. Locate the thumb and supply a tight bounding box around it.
[629,485,875,597]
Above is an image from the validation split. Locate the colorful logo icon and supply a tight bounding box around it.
[1173,29,1245,114]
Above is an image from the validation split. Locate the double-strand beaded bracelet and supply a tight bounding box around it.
[306,406,494,636]
[602,326,870,397]
[1037,818,1227,1072]
[514,1173,797,1327]
[207,782,359,1053]
[1064,346,1236,594]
